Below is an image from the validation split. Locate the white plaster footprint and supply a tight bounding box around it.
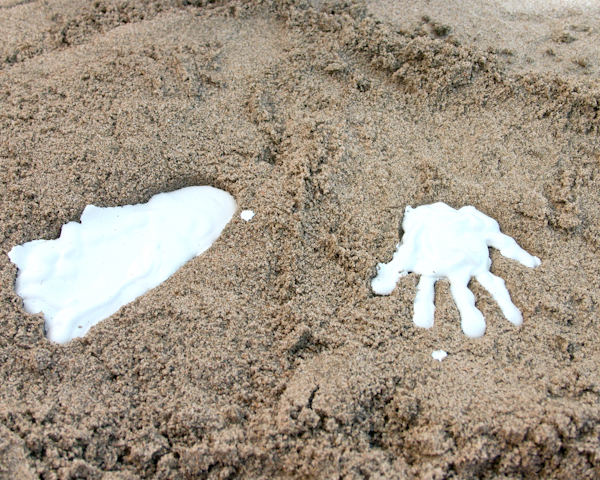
[8,186,236,344]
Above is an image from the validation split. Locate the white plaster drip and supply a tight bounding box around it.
[432,350,448,362]
[241,210,255,221]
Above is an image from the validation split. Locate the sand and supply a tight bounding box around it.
[1,0,600,478]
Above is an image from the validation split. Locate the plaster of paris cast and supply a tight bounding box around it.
[8,186,236,344]
[371,203,541,338]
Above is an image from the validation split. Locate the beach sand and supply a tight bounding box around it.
[1,0,600,478]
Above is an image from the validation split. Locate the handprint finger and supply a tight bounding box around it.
[450,280,486,338]
[371,244,410,295]
[476,272,523,326]
[486,232,541,268]
[413,276,436,329]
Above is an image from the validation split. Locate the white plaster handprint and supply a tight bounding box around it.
[371,203,541,338]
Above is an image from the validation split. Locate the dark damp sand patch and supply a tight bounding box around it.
[1,1,600,478]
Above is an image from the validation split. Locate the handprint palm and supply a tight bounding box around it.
[371,203,541,338]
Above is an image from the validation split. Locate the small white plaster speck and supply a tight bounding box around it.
[241,210,255,221]
[432,350,448,362]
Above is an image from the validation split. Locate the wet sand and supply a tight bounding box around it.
[2,1,600,478]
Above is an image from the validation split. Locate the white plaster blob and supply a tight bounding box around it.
[432,350,448,362]
[8,186,236,344]
[241,210,255,221]
[371,203,541,338]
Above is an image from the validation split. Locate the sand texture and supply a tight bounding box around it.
[2,0,600,478]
